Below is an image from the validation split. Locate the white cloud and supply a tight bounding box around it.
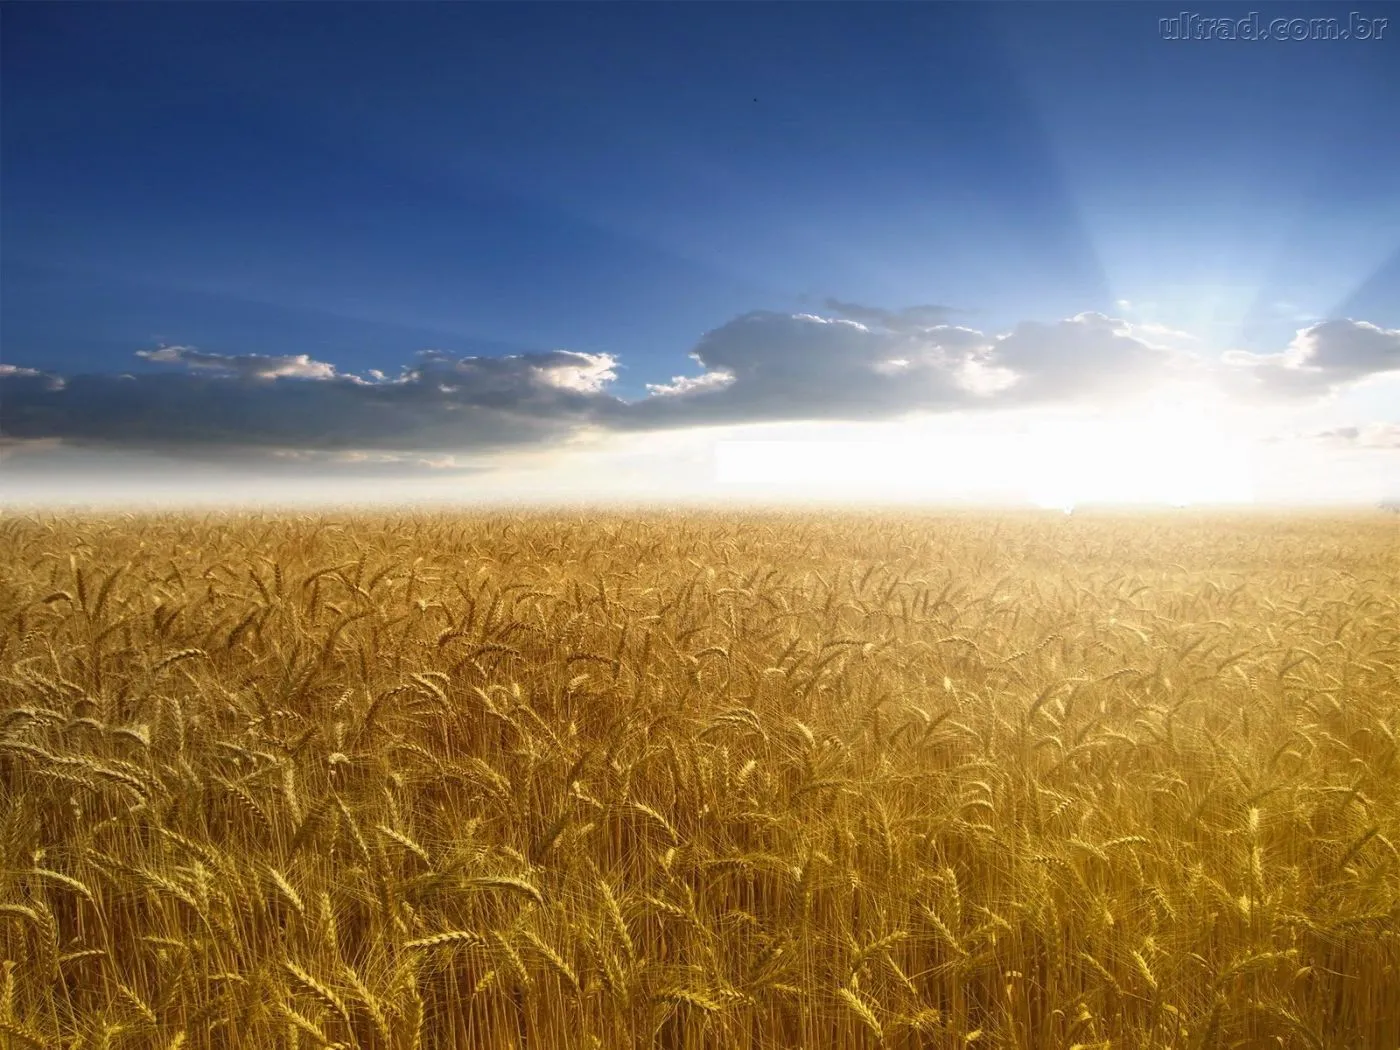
[646,369,737,396]
[1123,321,1199,349]
[986,311,1183,401]
[531,352,618,393]
[136,345,338,380]
[0,363,65,390]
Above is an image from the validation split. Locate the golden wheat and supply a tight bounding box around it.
[0,508,1396,1048]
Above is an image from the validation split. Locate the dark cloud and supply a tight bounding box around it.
[1223,320,1400,397]
[624,310,991,428]
[0,363,65,389]
[629,309,1180,427]
[0,349,620,452]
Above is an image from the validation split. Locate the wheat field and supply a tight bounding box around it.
[0,510,1396,1049]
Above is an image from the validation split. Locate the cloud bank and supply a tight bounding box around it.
[1222,319,1400,397]
[2,308,1396,463]
[0,348,617,453]
[1310,423,1400,449]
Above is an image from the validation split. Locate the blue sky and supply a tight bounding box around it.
[2,2,1398,505]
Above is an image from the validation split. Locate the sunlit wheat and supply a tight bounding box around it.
[0,509,1396,1047]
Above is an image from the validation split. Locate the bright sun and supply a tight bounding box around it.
[712,386,1256,507]
[1023,393,1255,510]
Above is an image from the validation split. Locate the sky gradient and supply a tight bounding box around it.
[3,2,1398,506]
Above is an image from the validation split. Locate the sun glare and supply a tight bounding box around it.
[713,389,1255,507]
[1024,393,1254,510]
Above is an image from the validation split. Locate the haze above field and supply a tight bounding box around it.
[2,3,1397,507]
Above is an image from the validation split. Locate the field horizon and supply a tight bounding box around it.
[1,509,1396,1049]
